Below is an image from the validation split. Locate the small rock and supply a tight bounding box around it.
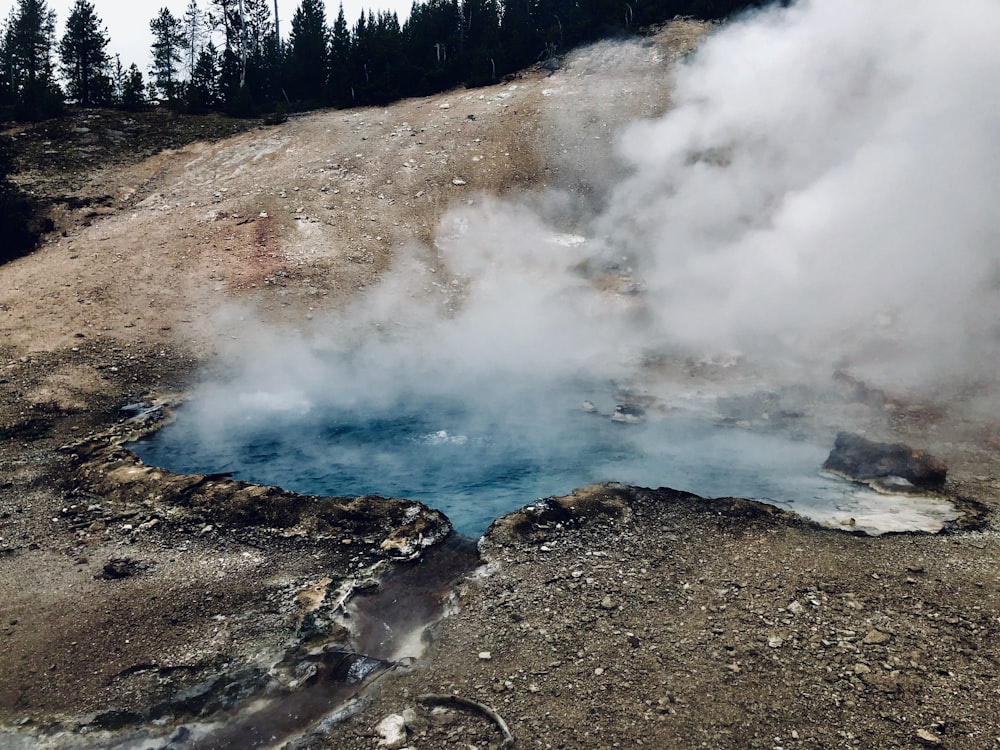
[610,403,645,423]
[863,630,891,645]
[916,728,943,747]
[375,713,407,748]
[478,651,492,660]
[767,635,784,648]
[786,601,804,614]
[600,595,616,610]
[401,707,426,733]
[100,557,141,580]
[451,177,467,186]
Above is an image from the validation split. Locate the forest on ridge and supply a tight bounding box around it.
[1,0,764,119]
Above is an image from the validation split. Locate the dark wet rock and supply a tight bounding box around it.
[486,483,632,543]
[298,608,348,644]
[610,403,645,423]
[822,432,947,490]
[87,708,143,730]
[486,482,816,546]
[99,557,144,579]
[157,667,270,720]
[168,726,192,745]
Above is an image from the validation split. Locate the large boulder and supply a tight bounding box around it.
[822,432,947,491]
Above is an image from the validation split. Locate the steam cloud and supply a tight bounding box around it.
[192,0,1000,437]
[601,0,1000,391]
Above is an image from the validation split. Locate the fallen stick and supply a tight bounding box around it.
[417,693,515,747]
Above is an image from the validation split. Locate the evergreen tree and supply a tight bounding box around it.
[401,0,462,96]
[0,12,16,108]
[182,0,205,77]
[205,0,246,108]
[118,61,146,110]
[326,3,351,105]
[498,0,536,74]
[59,0,112,105]
[243,0,279,105]
[208,0,246,98]
[460,0,501,87]
[187,39,221,111]
[285,0,326,105]
[356,10,403,103]
[149,7,186,102]
[2,0,62,119]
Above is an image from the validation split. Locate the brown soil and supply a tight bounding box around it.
[2,20,999,750]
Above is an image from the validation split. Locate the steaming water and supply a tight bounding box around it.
[131,391,904,536]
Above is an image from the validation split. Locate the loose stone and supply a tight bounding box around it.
[863,630,891,645]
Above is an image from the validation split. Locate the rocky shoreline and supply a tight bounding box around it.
[3,403,999,749]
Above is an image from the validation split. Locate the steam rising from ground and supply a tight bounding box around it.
[175,0,1000,501]
[600,0,1000,390]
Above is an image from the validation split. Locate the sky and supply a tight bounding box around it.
[0,0,414,71]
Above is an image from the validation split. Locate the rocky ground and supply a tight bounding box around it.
[2,19,1000,750]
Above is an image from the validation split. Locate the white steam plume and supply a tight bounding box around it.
[599,0,1000,390]
[203,0,1000,422]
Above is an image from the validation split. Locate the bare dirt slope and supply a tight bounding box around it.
[2,20,1000,750]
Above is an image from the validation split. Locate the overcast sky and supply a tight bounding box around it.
[0,0,414,72]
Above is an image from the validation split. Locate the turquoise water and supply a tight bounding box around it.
[131,389,843,536]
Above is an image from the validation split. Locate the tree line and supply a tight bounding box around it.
[1,0,763,121]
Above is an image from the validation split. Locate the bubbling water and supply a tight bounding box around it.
[130,385,942,537]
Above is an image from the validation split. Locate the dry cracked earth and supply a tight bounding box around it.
[2,19,1000,750]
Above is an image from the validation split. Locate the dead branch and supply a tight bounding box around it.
[416,693,515,747]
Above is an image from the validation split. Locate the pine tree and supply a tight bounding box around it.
[118,61,146,110]
[2,0,62,119]
[326,3,351,105]
[59,0,112,106]
[242,0,279,105]
[182,0,204,77]
[187,39,221,111]
[285,0,326,104]
[352,10,403,104]
[460,0,501,87]
[498,0,537,74]
[0,12,16,108]
[149,6,186,102]
[402,0,462,96]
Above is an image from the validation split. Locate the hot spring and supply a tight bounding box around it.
[130,384,955,537]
